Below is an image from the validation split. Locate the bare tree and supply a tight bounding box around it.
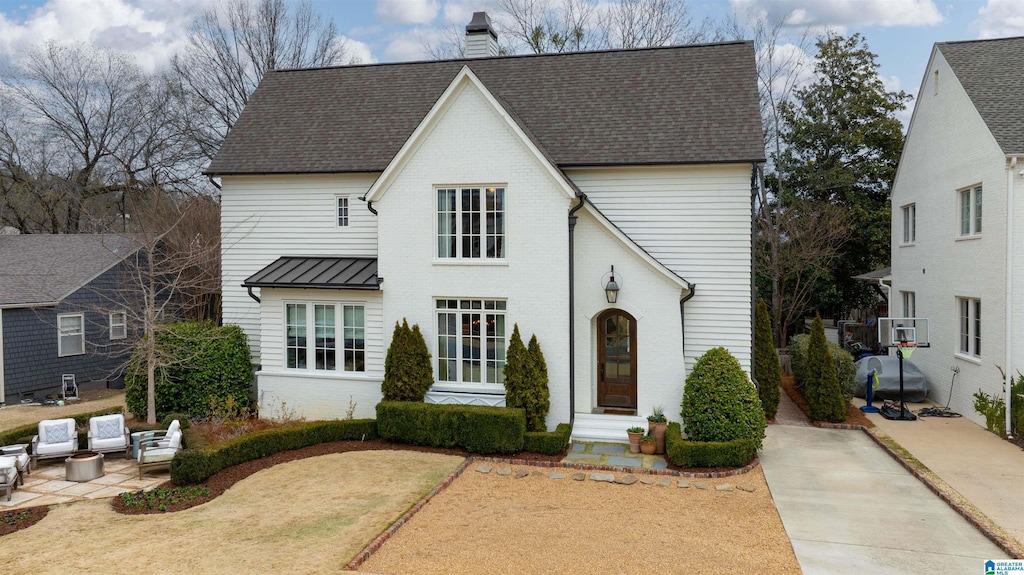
[607,0,710,48]
[496,0,606,53]
[171,0,350,161]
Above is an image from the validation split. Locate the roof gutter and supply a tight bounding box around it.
[1006,156,1018,438]
[568,192,587,427]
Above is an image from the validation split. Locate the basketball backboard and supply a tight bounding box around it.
[878,317,930,348]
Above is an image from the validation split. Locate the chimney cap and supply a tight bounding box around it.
[466,11,497,39]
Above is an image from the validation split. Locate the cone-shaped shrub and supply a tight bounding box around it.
[754,299,782,420]
[381,319,434,402]
[681,347,766,449]
[805,315,847,422]
[519,334,551,432]
[503,325,534,422]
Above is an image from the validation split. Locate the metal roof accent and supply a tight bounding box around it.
[242,257,379,290]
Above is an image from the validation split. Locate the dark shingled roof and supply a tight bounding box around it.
[206,42,765,175]
[243,257,379,290]
[0,234,141,306]
[938,37,1024,155]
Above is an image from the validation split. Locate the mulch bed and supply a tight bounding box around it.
[0,506,49,537]
[111,439,566,516]
[781,373,874,428]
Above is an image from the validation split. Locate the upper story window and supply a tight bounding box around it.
[957,297,981,358]
[337,197,350,227]
[58,313,85,357]
[285,302,365,373]
[901,204,916,245]
[109,311,127,340]
[437,187,505,259]
[901,291,915,318]
[436,299,506,385]
[959,185,982,237]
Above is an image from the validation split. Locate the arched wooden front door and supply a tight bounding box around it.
[597,309,637,409]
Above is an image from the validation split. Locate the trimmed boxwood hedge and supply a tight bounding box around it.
[523,423,572,455]
[665,422,758,468]
[0,406,126,447]
[170,419,378,485]
[376,401,525,454]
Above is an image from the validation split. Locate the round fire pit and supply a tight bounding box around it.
[65,452,104,482]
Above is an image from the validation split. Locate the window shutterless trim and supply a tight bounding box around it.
[336,196,350,227]
[435,186,507,261]
[57,312,85,357]
[284,301,366,373]
[109,310,127,340]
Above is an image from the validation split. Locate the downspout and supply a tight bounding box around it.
[1006,156,1018,438]
[207,175,222,191]
[359,196,378,216]
[246,286,260,304]
[568,193,587,426]
[877,278,890,304]
[679,285,696,369]
[751,162,760,387]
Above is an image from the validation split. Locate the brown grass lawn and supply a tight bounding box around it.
[360,465,800,575]
[2,450,463,574]
[0,391,126,432]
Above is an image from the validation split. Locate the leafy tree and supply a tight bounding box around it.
[804,315,846,422]
[382,319,434,402]
[754,299,781,420]
[523,334,552,432]
[776,33,910,319]
[681,347,766,449]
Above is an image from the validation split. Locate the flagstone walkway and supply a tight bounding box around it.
[3,455,168,510]
[561,441,669,469]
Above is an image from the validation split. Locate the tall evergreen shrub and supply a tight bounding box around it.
[523,334,551,432]
[381,319,434,402]
[503,325,548,431]
[680,347,766,449]
[805,315,847,422]
[754,299,782,420]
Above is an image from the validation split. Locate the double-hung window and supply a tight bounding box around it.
[58,313,85,357]
[436,299,506,385]
[901,204,916,244]
[901,291,916,319]
[437,187,505,259]
[109,311,127,340]
[959,185,982,237]
[285,302,365,373]
[957,297,981,358]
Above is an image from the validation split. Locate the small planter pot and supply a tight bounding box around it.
[648,421,667,454]
[627,432,643,454]
[640,440,657,455]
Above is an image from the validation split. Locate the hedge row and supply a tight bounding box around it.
[0,406,126,446]
[170,419,378,485]
[665,422,758,468]
[523,423,572,455]
[376,401,525,454]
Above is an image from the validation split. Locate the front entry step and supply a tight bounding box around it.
[571,412,648,443]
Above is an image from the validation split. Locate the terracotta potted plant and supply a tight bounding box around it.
[626,426,645,453]
[647,406,668,454]
[640,434,657,455]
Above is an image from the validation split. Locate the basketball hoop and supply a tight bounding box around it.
[897,341,918,359]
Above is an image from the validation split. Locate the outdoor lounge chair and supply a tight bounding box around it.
[87,413,130,458]
[137,429,181,479]
[31,418,78,469]
[0,456,19,501]
[145,419,181,448]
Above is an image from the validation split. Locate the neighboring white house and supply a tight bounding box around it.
[207,13,765,441]
[890,37,1024,431]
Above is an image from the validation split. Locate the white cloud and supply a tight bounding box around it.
[376,0,440,25]
[384,29,436,61]
[731,0,943,28]
[342,36,376,65]
[973,0,1024,38]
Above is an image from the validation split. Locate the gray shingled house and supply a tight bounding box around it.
[0,234,143,403]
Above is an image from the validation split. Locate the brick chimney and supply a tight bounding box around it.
[465,12,498,58]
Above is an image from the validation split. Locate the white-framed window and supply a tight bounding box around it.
[957,297,981,358]
[58,313,85,357]
[109,311,127,340]
[436,299,506,385]
[901,204,916,244]
[436,187,505,259]
[901,291,915,319]
[285,302,365,372]
[958,185,982,237]
[337,197,349,227]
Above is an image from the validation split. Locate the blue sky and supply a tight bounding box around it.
[1,0,1022,125]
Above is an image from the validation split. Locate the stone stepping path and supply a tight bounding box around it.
[564,441,668,470]
[473,464,757,493]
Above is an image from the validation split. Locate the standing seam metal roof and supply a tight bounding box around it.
[242,257,379,290]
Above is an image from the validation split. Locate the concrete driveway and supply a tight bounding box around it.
[761,425,1008,574]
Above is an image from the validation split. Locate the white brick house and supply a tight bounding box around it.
[890,37,1024,431]
[207,13,765,441]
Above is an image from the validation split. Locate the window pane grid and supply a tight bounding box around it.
[957,297,981,357]
[110,312,127,340]
[343,305,365,372]
[437,186,504,260]
[437,299,505,385]
[486,187,505,258]
[437,189,456,258]
[59,314,84,356]
[286,304,307,369]
[960,186,982,236]
[314,304,335,371]
[974,187,982,233]
[337,197,349,227]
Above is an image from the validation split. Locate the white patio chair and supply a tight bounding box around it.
[137,430,182,479]
[87,413,130,458]
[144,419,181,448]
[31,418,78,469]
[0,456,19,501]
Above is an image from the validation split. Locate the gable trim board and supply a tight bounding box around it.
[363,66,578,204]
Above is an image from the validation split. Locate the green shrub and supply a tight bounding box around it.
[0,406,125,446]
[161,413,190,430]
[804,315,846,423]
[381,319,434,402]
[125,322,253,421]
[680,347,766,449]
[754,299,781,420]
[170,419,378,485]
[789,333,856,400]
[973,390,1005,434]
[503,331,550,432]
[665,422,758,468]
[376,401,525,454]
[523,423,571,455]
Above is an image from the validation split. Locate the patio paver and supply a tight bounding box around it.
[562,442,669,470]
[2,456,168,510]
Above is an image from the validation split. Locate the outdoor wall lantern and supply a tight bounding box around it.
[604,265,620,304]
